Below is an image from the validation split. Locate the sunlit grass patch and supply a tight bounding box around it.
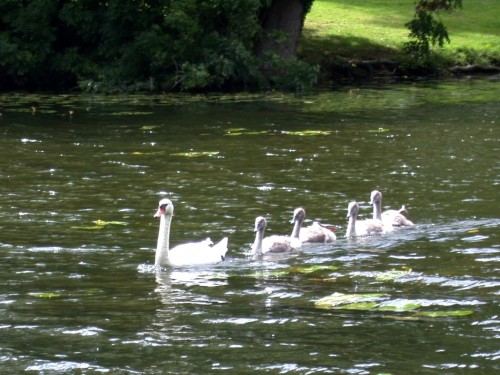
[301,0,500,65]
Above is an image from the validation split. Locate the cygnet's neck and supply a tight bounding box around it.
[251,228,264,255]
[290,217,302,239]
[346,214,357,237]
[372,199,382,221]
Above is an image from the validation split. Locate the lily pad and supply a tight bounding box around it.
[376,301,421,312]
[224,129,268,136]
[171,151,220,158]
[413,310,474,318]
[315,292,475,316]
[132,151,165,156]
[29,292,62,298]
[282,130,332,136]
[376,267,412,281]
[140,125,159,131]
[71,219,128,230]
[315,292,387,309]
[290,265,338,274]
[93,220,127,226]
[368,128,390,133]
[339,302,379,310]
[71,225,105,230]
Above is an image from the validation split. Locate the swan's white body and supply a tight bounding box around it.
[291,207,336,243]
[251,216,301,255]
[346,201,384,237]
[370,190,414,227]
[154,198,228,267]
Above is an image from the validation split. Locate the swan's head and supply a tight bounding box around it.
[370,190,382,205]
[346,201,359,218]
[290,207,306,224]
[154,198,174,218]
[254,216,267,233]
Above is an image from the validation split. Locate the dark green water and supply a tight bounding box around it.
[1,77,499,374]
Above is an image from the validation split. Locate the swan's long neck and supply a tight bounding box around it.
[372,199,382,221]
[290,218,302,239]
[346,214,357,237]
[251,228,264,255]
[155,213,172,266]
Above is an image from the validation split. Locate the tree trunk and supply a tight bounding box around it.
[257,0,305,59]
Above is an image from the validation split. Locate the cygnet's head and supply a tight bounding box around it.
[370,190,382,205]
[346,201,360,218]
[290,207,306,224]
[254,216,267,233]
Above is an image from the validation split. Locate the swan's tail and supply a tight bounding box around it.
[212,237,229,260]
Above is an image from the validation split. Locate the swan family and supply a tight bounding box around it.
[153,190,413,267]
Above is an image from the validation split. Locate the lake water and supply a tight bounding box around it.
[1,77,499,374]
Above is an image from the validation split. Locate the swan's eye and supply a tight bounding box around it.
[160,203,168,210]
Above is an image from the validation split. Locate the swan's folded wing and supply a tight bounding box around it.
[211,237,229,258]
[300,223,336,243]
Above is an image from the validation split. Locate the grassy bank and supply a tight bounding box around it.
[300,0,500,81]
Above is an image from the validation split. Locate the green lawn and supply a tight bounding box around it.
[300,0,500,64]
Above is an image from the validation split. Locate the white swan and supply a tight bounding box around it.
[154,198,228,267]
[291,207,336,243]
[250,216,301,256]
[345,201,384,237]
[370,190,414,227]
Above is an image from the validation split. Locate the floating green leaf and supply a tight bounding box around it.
[132,151,165,156]
[376,267,412,281]
[224,129,268,136]
[171,151,220,157]
[93,220,127,226]
[315,292,387,308]
[71,225,105,230]
[282,130,332,136]
[376,301,421,312]
[290,265,338,274]
[29,292,62,298]
[71,219,127,230]
[140,125,159,131]
[315,292,474,317]
[226,127,247,133]
[339,302,379,310]
[413,310,474,318]
[368,128,390,133]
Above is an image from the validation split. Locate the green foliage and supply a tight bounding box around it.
[450,48,498,66]
[404,0,463,58]
[0,0,58,85]
[1,0,318,92]
[263,53,319,91]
